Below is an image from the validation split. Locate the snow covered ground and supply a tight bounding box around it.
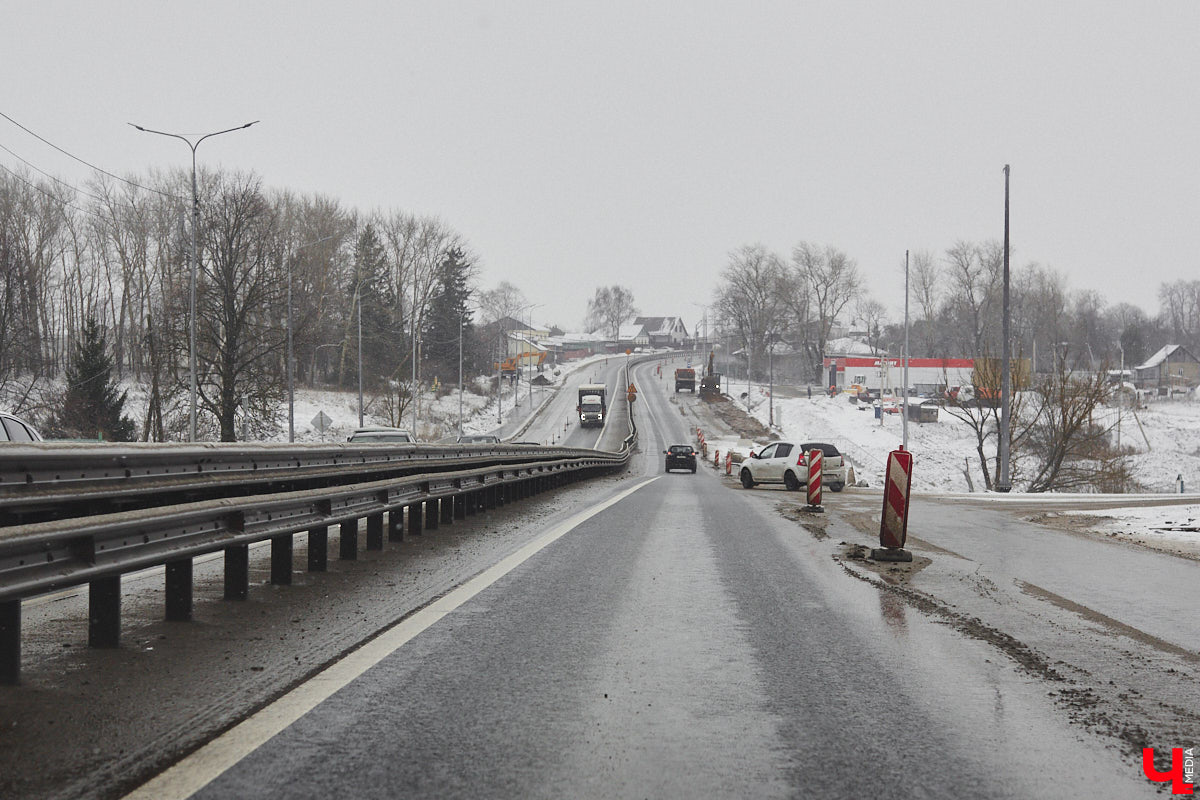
[696,386,1200,557]
[1060,503,1200,558]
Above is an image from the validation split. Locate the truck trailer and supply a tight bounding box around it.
[577,384,608,428]
[674,368,696,393]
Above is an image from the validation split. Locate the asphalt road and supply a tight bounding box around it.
[127,358,1159,799]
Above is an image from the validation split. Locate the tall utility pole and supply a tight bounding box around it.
[458,314,465,437]
[130,120,258,441]
[357,292,364,427]
[285,234,337,442]
[412,277,419,435]
[287,259,294,441]
[998,164,1013,492]
[768,333,774,426]
[902,250,910,450]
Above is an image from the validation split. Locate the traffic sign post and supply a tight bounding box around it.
[872,447,914,562]
[311,410,332,440]
[802,449,823,512]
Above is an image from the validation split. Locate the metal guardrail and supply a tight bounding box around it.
[0,441,597,523]
[0,446,627,684]
[0,355,649,684]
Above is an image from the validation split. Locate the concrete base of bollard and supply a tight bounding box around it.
[801,505,825,514]
[870,547,913,562]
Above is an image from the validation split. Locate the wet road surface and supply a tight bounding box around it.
[130,358,1159,799]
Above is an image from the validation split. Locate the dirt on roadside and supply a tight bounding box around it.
[677,393,771,440]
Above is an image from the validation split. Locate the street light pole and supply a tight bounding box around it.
[768,333,774,426]
[1117,344,1124,451]
[283,233,337,442]
[998,164,1013,492]
[129,120,258,442]
[357,292,364,427]
[458,315,464,436]
[287,258,294,442]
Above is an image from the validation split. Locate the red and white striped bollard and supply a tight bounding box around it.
[872,447,914,562]
[803,448,823,512]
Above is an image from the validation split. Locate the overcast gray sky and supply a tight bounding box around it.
[6,1,1198,332]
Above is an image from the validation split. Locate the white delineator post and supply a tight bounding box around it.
[872,447,914,562]
[803,449,823,513]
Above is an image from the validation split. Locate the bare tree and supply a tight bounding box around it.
[943,240,1004,359]
[1158,279,1200,354]
[1022,361,1134,493]
[478,280,528,325]
[855,296,888,355]
[714,245,789,380]
[585,285,638,340]
[910,249,940,357]
[194,173,285,441]
[792,241,860,380]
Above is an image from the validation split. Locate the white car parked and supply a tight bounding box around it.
[738,441,808,491]
[739,440,855,492]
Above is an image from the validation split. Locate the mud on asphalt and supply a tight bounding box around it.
[683,389,1200,785]
[0,470,642,800]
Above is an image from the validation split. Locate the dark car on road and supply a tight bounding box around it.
[664,444,697,473]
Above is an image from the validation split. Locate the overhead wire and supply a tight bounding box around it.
[0,141,109,205]
[0,109,184,201]
[0,161,114,227]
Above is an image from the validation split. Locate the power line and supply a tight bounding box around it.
[0,162,115,228]
[0,109,183,201]
[0,142,108,205]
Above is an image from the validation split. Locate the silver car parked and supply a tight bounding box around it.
[0,412,43,443]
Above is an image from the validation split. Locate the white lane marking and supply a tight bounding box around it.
[122,475,661,800]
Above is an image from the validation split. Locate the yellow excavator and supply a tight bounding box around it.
[494,350,547,375]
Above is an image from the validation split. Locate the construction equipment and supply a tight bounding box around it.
[699,350,722,397]
[674,368,696,393]
[494,350,547,375]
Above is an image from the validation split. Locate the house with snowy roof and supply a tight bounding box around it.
[633,316,689,348]
[1133,344,1200,395]
[616,323,650,348]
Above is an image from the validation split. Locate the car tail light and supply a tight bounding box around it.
[797,451,806,466]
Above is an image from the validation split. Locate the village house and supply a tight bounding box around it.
[1133,344,1200,395]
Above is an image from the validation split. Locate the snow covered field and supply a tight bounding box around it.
[697,386,1200,558]
[728,389,1200,496]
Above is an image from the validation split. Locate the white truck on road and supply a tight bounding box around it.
[577,384,608,428]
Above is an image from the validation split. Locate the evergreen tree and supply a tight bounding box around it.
[423,247,475,383]
[56,317,136,441]
[342,223,400,389]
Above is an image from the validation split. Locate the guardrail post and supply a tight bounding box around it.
[464,491,477,516]
[308,526,328,571]
[484,486,496,510]
[339,518,359,560]
[388,509,405,543]
[165,559,193,622]
[440,496,453,525]
[1,599,21,684]
[454,494,466,520]
[366,513,384,551]
[224,544,249,600]
[408,503,423,536]
[88,576,121,648]
[426,499,439,531]
[271,534,293,585]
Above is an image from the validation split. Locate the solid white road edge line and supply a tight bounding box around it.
[121,475,661,800]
